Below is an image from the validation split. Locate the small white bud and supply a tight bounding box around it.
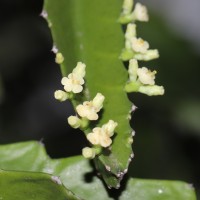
[54,90,68,102]
[137,67,156,85]
[128,59,138,81]
[82,147,95,159]
[125,23,137,40]
[134,49,159,61]
[139,85,165,96]
[125,24,137,49]
[133,3,149,22]
[67,116,81,129]
[55,52,64,64]
[92,93,105,112]
[72,62,86,78]
[102,120,118,137]
[122,0,134,15]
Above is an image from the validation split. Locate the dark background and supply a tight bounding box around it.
[0,0,200,198]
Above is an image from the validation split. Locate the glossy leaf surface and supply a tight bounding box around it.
[0,141,196,200]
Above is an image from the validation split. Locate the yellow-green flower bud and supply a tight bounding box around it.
[54,90,68,102]
[55,52,64,64]
[68,116,81,129]
[92,93,105,112]
[82,147,95,159]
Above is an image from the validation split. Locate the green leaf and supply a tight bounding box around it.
[0,170,79,200]
[0,141,197,200]
[44,0,133,188]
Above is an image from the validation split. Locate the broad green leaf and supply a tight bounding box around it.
[0,170,80,200]
[44,0,133,188]
[0,141,197,200]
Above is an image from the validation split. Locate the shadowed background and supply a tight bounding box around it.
[0,0,200,198]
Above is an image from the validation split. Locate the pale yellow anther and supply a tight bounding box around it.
[137,67,156,85]
[133,3,149,22]
[82,147,96,159]
[131,37,149,54]
[54,90,68,102]
[128,59,139,82]
[67,116,81,129]
[55,52,64,64]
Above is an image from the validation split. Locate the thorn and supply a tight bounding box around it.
[131,104,137,112]
[132,130,135,136]
[130,153,134,158]
[51,176,62,185]
[38,138,44,146]
[40,10,48,19]
[116,183,120,189]
[105,165,111,172]
[52,45,58,54]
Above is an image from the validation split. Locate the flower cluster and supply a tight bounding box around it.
[76,93,105,120]
[67,92,105,130]
[54,62,86,102]
[119,0,149,24]
[54,62,117,159]
[119,0,164,96]
[87,120,118,148]
[121,23,159,61]
[126,59,164,96]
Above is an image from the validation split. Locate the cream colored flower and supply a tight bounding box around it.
[102,120,118,137]
[134,49,159,61]
[72,62,86,78]
[99,132,112,148]
[61,73,84,93]
[76,101,98,120]
[125,23,137,41]
[133,3,149,22]
[76,93,105,120]
[92,93,105,112]
[128,59,139,82]
[87,128,101,145]
[82,147,95,159]
[131,37,149,54]
[137,67,156,85]
[86,120,117,148]
[122,0,134,15]
[87,127,112,148]
[139,85,165,96]
[54,90,68,102]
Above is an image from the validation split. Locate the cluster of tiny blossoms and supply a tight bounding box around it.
[119,0,164,96]
[54,62,118,159]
